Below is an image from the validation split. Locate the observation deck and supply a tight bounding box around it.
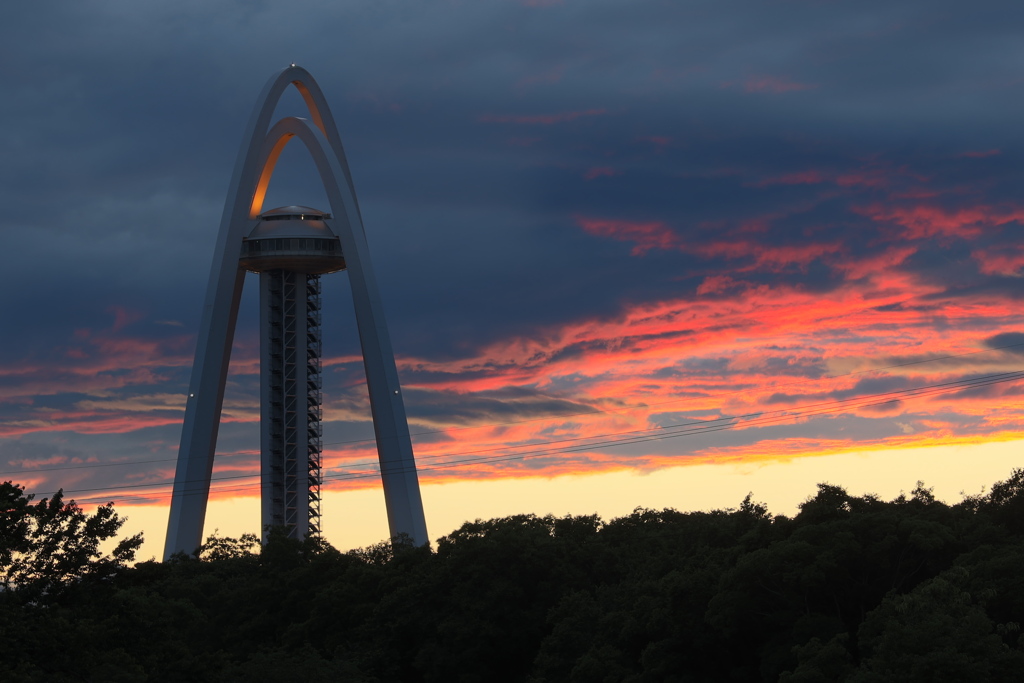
[240,205,346,274]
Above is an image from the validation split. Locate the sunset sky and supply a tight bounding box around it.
[2,0,1024,558]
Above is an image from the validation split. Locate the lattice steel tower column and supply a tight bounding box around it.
[242,206,342,539]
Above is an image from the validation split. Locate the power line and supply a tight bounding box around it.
[44,367,1024,506]
[0,457,178,479]
[9,340,1024,480]
[318,339,1024,447]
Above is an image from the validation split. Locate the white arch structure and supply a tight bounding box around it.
[164,66,428,559]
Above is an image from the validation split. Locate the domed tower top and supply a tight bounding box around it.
[239,205,346,274]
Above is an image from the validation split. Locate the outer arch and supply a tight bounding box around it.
[163,69,428,559]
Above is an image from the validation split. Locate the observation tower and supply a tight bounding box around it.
[241,206,345,538]
[163,67,429,559]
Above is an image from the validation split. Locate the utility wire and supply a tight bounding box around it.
[9,341,1024,480]
[315,338,1024,446]
[48,368,1024,506]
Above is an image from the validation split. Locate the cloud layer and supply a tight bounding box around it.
[2,0,1024,507]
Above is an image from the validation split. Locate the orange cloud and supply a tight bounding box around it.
[369,249,1024,492]
[10,200,1024,503]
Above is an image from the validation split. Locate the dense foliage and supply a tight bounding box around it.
[4,472,1024,682]
[0,482,141,599]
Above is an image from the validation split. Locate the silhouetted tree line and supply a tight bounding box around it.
[4,471,1024,682]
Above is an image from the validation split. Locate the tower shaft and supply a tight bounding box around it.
[260,270,323,540]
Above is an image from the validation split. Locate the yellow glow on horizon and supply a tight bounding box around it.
[115,438,1024,562]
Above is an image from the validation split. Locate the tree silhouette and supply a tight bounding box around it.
[0,481,142,598]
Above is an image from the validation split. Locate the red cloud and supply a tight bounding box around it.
[13,198,1024,502]
[696,274,744,296]
[753,243,842,270]
[108,306,144,332]
[689,240,842,272]
[575,216,678,255]
[973,246,1024,276]
[835,246,918,281]
[35,268,1024,501]
[960,149,1001,158]
[584,166,618,180]
[856,204,1024,239]
[0,411,184,439]
[836,170,893,188]
[637,136,672,148]
[752,170,826,187]
[740,162,938,200]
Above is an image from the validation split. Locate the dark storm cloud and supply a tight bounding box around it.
[3,0,1024,495]
[986,333,1024,355]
